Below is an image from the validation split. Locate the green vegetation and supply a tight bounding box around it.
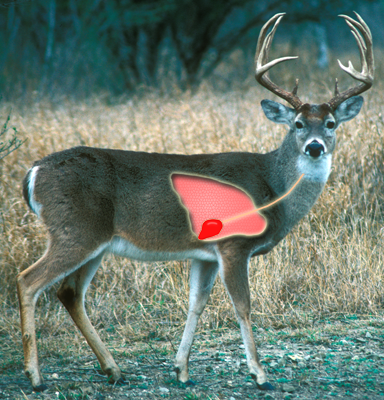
[0,112,24,162]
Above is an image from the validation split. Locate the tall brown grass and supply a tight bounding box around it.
[1,54,384,358]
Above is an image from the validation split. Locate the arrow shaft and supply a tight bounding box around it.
[222,173,305,224]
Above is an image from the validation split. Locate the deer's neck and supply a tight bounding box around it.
[265,136,331,231]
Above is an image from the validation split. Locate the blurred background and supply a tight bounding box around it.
[0,0,383,99]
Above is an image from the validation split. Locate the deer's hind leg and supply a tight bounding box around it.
[57,251,124,384]
[16,239,107,391]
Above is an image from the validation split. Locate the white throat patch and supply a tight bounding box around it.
[296,154,332,183]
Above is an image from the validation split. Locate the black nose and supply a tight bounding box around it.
[305,141,325,158]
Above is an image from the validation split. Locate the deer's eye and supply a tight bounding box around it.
[326,121,335,129]
[295,121,303,129]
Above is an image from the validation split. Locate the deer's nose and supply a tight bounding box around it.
[305,140,325,158]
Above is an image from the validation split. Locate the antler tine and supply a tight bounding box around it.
[328,12,374,111]
[354,13,374,70]
[259,15,284,67]
[255,13,302,109]
[338,17,371,80]
[255,14,296,76]
[254,13,284,66]
[334,78,339,96]
[344,20,366,58]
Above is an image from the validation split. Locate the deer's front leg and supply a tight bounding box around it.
[175,259,219,384]
[219,251,274,391]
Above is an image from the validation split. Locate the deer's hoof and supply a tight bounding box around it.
[32,383,48,392]
[107,375,126,385]
[257,381,275,391]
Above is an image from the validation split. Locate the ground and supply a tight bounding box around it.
[1,318,383,400]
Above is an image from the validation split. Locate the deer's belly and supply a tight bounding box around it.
[107,236,218,262]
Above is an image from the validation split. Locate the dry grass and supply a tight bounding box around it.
[1,55,384,375]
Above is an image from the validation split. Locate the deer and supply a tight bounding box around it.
[17,12,373,392]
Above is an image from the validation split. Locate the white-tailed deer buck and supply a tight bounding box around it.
[18,12,373,392]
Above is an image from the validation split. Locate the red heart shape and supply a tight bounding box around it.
[198,219,223,240]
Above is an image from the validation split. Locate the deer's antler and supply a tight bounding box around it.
[255,13,303,110]
[327,12,374,110]
[255,13,374,111]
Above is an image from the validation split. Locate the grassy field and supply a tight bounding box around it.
[1,53,384,399]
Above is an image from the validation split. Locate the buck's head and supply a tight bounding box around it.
[255,12,373,178]
[261,96,363,159]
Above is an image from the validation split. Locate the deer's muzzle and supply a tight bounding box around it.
[305,140,325,158]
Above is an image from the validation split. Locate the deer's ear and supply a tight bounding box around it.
[334,96,364,124]
[261,100,296,125]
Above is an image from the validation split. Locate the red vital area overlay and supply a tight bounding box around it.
[171,173,267,241]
